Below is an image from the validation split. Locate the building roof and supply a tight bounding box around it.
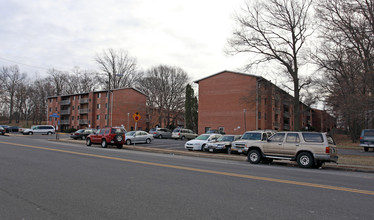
[47,87,147,99]
[193,70,262,83]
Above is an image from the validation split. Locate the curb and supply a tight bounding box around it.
[49,138,374,173]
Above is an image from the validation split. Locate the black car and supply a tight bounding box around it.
[8,126,19,132]
[70,129,96,140]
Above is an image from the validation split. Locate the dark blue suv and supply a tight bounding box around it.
[360,129,374,152]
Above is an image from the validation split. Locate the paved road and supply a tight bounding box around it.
[1,134,374,219]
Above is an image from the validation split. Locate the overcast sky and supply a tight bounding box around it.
[0,0,255,81]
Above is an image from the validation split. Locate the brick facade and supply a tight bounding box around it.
[194,71,317,135]
[47,88,146,131]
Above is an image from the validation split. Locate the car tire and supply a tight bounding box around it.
[146,138,151,144]
[81,136,86,140]
[47,132,52,135]
[158,135,163,139]
[86,138,92,146]
[101,139,107,148]
[115,135,123,142]
[227,147,231,154]
[181,136,185,140]
[201,144,206,151]
[28,131,33,135]
[117,144,123,149]
[126,139,131,145]
[247,149,262,164]
[364,147,369,152]
[297,152,314,168]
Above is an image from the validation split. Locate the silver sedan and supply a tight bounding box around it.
[125,131,154,145]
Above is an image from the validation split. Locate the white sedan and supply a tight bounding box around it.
[125,131,154,145]
[184,134,221,151]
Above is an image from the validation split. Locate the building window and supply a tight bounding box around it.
[49,108,51,112]
[98,93,101,98]
[97,115,100,120]
[78,106,80,110]
[72,116,74,120]
[105,103,108,108]
[105,114,108,120]
[77,116,80,120]
[55,107,57,111]
[219,127,224,134]
[97,104,100,109]
[72,106,75,110]
[258,112,261,120]
[205,127,211,133]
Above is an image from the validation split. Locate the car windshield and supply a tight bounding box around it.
[149,128,156,133]
[217,136,234,142]
[196,135,210,140]
[241,132,261,140]
[76,129,84,133]
[173,129,180,133]
[126,131,136,136]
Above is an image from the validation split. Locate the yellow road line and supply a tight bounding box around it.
[2,141,374,196]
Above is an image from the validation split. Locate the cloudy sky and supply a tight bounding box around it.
[0,0,255,81]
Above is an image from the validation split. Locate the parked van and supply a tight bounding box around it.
[23,125,55,135]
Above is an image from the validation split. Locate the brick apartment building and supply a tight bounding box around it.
[194,70,333,135]
[47,88,147,131]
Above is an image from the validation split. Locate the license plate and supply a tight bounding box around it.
[238,150,242,153]
[209,149,213,152]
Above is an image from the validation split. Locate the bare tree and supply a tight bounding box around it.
[1,65,27,123]
[65,67,98,94]
[137,65,189,128]
[227,0,314,130]
[95,48,140,90]
[315,0,374,140]
[46,68,69,96]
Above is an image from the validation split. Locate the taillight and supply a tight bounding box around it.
[325,147,330,153]
[178,133,181,136]
[360,136,363,140]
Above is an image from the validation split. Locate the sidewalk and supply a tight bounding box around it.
[49,138,374,173]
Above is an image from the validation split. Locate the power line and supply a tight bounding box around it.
[0,56,51,71]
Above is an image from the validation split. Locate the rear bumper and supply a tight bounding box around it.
[314,154,338,163]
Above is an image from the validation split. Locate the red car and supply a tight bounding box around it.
[86,127,126,149]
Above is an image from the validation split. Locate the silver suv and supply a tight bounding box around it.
[246,131,338,168]
[231,130,275,154]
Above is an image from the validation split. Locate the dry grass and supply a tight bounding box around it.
[334,134,361,149]
[338,155,374,166]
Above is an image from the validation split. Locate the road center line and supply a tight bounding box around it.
[2,141,374,196]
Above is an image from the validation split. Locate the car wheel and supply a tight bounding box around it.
[201,144,206,151]
[126,139,131,145]
[101,139,107,148]
[297,152,314,168]
[47,131,52,135]
[28,131,33,135]
[247,149,262,164]
[181,136,185,140]
[227,147,231,154]
[364,147,369,152]
[158,135,163,139]
[146,138,151,144]
[86,138,92,146]
[81,136,86,140]
[117,144,123,149]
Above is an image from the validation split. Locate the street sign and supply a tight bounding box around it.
[132,112,141,122]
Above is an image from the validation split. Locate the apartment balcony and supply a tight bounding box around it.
[79,119,88,124]
[79,98,89,104]
[60,120,70,125]
[79,108,89,114]
[60,100,71,105]
[274,108,280,114]
[284,124,290,130]
[283,111,290,118]
[60,109,70,115]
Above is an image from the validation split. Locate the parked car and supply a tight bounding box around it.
[360,129,374,152]
[206,129,225,134]
[185,134,222,151]
[231,130,275,154]
[0,126,5,135]
[171,128,198,140]
[8,126,19,132]
[125,131,154,145]
[70,129,96,140]
[246,131,338,168]
[23,125,55,135]
[149,128,172,139]
[86,127,126,149]
[204,135,241,154]
[0,125,9,133]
